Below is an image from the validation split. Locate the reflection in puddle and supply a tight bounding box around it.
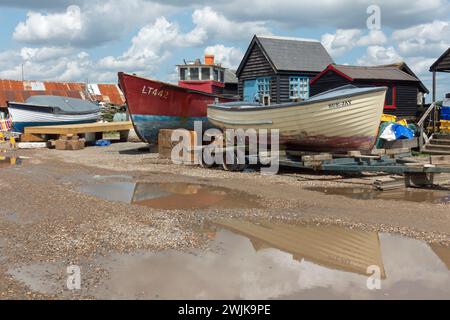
[8,220,450,299]
[90,220,450,299]
[306,186,450,204]
[0,155,21,168]
[77,182,260,209]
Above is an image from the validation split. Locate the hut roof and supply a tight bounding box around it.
[430,47,450,72]
[237,35,334,76]
[311,63,429,93]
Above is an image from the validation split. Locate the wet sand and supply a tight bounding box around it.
[0,142,449,299]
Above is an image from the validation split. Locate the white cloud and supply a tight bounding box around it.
[357,46,403,66]
[212,0,450,29]
[322,29,387,58]
[321,29,362,57]
[12,1,174,48]
[204,45,244,69]
[392,20,450,57]
[13,5,82,45]
[97,7,264,76]
[20,46,75,62]
[356,30,387,46]
[190,6,270,41]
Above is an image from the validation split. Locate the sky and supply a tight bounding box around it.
[0,0,449,101]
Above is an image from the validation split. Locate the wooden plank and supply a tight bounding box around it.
[430,155,450,165]
[20,133,47,142]
[302,153,332,161]
[24,121,132,135]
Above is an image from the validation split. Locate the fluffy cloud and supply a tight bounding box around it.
[211,0,450,29]
[322,29,387,57]
[97,17,183,73]
[190,7,270,41]
[12,1,174,48]
[204,45,244,69]
[97,7,265,75]
[321,29,362,57]
[357,46,403,66]
[392,20,450,57]
[357,30,388,47]
[13,5,82,45]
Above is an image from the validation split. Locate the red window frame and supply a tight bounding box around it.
[375,82,396,110]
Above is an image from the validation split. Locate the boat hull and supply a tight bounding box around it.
[208,87,387,152]
[8,104,100,133]
[118,72,234,143]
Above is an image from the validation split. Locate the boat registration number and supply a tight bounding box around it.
[328,100,352,109]
[141,86,169,99]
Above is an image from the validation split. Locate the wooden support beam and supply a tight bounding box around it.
[24,121,133,135]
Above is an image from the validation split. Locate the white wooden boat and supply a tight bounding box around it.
[207,86,387,152]
[7,95,101,132]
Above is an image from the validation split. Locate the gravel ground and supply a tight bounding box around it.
[0,142,449,299]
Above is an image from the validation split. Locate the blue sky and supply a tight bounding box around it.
[0,0,449,101]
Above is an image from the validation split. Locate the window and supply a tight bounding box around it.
[179,68,187,81]
[219,71,224,83]
[375,83,396,109]
[190,68,199,80]
[257,77,271,97]
[213,68,219,81]
[201,67,210,80]
[289,77,309,100]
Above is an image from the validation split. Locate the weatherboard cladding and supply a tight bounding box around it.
[0,80,125,108]
[237,36,334,103]
[237,43,277,100]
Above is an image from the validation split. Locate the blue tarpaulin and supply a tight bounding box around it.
[392,123,414,140]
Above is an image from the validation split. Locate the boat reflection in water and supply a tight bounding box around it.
[211,219,386,278]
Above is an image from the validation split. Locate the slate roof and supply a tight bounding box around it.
[332,64,420,82]
[256,36,334,72]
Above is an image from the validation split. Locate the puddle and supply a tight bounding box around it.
[0,155,22,168]
[77,182,260,209]
[8,220,450,299]
[91,220,450,299]
[306,186,450,204]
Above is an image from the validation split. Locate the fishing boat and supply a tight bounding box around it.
[207,86,387,152]
[7,95,100,133]
[118,55,236,143]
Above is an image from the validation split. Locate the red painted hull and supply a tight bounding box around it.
[118,72,234,142]
[118,72,234,117]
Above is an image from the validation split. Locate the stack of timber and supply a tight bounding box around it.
[54,134,86,150]
[157,129,197,164]
[21,121,132,142]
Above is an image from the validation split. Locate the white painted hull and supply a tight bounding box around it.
[8,106,100,132]
[207,87,387,152]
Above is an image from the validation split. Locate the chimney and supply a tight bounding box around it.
[205,55,215,65]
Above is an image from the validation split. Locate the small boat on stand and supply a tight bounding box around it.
[118,55,236,144]
[207,86,387,153]
[7,95,100,133]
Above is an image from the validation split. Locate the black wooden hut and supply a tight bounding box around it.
[310,63,429,118]
[236,35,334,104]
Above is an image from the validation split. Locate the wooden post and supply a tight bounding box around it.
[432,71,436,102]
[432,71,437,133]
